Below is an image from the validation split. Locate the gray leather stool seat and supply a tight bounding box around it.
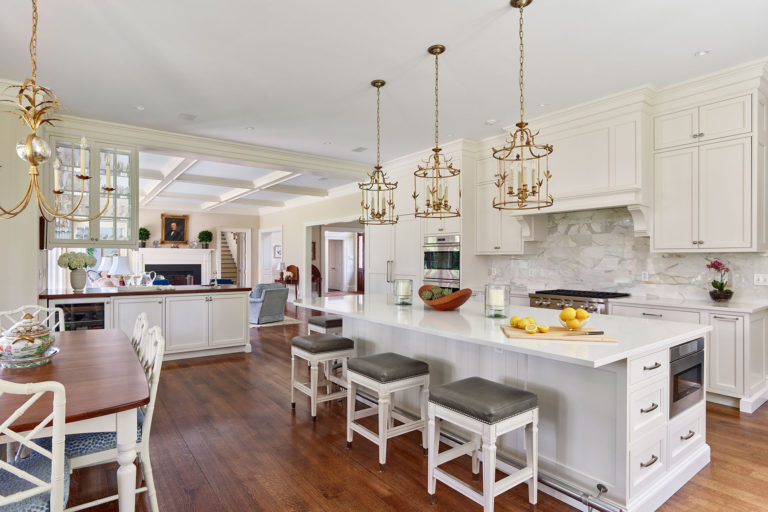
[292,333,354,354]
[308,315,343,328]
[348,352,429,383]
[429,377,538,424]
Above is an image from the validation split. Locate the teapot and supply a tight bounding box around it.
[141,271,157,286]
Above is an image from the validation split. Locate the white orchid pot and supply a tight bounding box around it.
[70,268,87,293]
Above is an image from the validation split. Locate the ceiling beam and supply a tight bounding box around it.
[152,191,223,203]
[175,174,256,190]
[229,198,286,208]
[139,158,198,207]
[202,171,297,211]
[139,169,164,181]
[265,184,329,197]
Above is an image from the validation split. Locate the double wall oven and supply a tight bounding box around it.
[423,235,460,291]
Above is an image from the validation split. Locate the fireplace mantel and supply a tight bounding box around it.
[131,248,214,284]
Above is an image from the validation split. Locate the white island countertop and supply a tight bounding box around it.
[295,294,712,368]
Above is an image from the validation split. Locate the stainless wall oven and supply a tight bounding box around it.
[423,235,460,288]
[670,338,705,418]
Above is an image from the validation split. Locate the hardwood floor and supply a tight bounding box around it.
[70,308,768,511]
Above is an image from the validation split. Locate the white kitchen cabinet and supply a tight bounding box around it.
[707,313,745,397]
[165,295,209,353]
[654,94,752,150]
[365,215,422,294]
[112,296,164,339]
[393,215,422,284]
[209,293,249,347]
[475,182,524,254]
[653,137,752,251]
[423,215,460,236]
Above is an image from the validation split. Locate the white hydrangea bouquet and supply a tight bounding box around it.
[57,252,97,270]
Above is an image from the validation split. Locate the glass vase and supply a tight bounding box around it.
[394,279,413,306]
[485,284,510,318]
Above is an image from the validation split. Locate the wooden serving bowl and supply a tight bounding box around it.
[418,285,473,311]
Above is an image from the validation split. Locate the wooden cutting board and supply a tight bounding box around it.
[500,325,618,343]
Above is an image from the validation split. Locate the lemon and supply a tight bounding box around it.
[537,324,550,333]
[559,307,577,321]
[524,317,536,325]
[510,316,522,327]
[525,323,538,334]
[566,318,582,330]
[575,308,590,320]
[516,319,529,329]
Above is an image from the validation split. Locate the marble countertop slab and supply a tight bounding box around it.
[609,295,768,314]
[295,294,712,369]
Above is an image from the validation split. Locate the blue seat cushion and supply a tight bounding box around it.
[37,409,144,459]
[429,377,538,424]
[0,453,70,512]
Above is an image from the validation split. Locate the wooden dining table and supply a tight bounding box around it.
[0,329,150,512]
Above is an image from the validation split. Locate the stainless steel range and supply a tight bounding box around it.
[529,289,630,314]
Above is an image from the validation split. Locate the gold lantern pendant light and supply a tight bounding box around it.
[358,80,398,225]
[492,0,554,211]
[413,44,460,219]
[0,0,113,222]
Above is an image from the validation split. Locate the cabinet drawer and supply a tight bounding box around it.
[668,403,705,468]
[629,428,667,499]
[612,304,700,324]
[699,95,752,143]
[629,350,668,387]
[629,380,667,440]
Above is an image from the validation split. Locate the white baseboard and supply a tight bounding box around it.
[164,344,250,361]
[740,383,768,413]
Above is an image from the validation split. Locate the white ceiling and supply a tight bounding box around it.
[2,1,767,167]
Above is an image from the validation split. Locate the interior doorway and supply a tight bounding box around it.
[327,240,344,291]
[305,219,364,298]
[217,228,251,287]
[258,227,282,284]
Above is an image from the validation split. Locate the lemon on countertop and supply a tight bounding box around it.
[559,308,577,321]
[575,308,590,320]
[537,324,550,333]
[510,316,522,327]
[565,318,582,330]
[525,323,538,334]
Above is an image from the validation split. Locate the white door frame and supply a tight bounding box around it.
[215,228,252,287]
[258,227,283,285]
[302,215,359,301]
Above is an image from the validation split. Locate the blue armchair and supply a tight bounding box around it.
[249,283,290,324]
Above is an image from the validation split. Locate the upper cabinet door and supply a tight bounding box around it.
[499,214,524,254]
[654,108,699,150]
[653,147,698,251]
[366,223,394,275]
[49,138,94,244]
[95,146,136,247]
[698,137,752,250]
[699,95,752,143]
[475,182,500,253]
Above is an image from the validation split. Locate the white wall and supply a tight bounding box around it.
[0,114,42,310]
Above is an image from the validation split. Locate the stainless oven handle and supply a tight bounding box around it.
[640,455,659,469]
[640,403,659,414]
[680,430,695,441]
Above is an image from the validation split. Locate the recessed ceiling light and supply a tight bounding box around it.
[485,119,497,126]
[135,105,145,111]
[352,146,368,153]
[694,49,712,57]
[245,126,255,131]
[322,141,332,145]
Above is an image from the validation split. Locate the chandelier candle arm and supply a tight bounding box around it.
[492,0,554,211]
[413,44,461,219]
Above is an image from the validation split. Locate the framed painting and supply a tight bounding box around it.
[273,245,282,258]
[161,214,189,244]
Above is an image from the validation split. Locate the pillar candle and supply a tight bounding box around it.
[105,155,111,187]
[488,288,505,307]
[53,159,61,191]
[396,280,411,297]
[80,137,87,176]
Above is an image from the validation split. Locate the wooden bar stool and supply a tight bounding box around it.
[307,315,343,335]
[291,333,355,421]
[427,377,539,512]
[346,352,430,471]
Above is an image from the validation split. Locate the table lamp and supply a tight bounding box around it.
[109,256,133,286]
[97,256,113,277]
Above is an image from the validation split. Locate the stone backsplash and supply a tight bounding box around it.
[488,208,768,304]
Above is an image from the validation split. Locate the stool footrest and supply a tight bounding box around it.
[436,439,480,466]
[494,467,534,497]
[350,423,380,445]
[349,418,425,442]
[434,468,483,506]
[353,406,379,420]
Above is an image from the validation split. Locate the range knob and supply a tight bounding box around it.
[562,300,573,308]
[555,301,565,308]
[533,299,542,306]
[541,298,551,306]
[586,304,599,313]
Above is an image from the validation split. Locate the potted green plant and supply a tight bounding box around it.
[198,230,213,249]
[138,227,150,248]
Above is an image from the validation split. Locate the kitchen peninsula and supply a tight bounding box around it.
[297,294,713,512]
[40,285,251,359]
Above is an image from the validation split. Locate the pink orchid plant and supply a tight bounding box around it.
[706,259,731,292]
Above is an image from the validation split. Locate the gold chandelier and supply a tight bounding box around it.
[358,79,398,225]
[1,0,113,222]
[492,0,553,211]
[413,45,460,219]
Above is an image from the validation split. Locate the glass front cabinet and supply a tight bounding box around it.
[46,136,139,248]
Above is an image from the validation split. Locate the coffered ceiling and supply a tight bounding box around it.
[1,0,767,185]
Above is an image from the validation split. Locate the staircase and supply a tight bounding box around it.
[220,232,238,283]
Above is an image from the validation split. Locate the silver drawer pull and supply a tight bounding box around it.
[640,403,659,414]
[640,455,659,469]
[680,430,695,441]
[642,312,663,318]
[643,362,662,371]
[713,315,738,321]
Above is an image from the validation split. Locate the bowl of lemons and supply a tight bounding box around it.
[508,315,550,335]
[558,307,590,331]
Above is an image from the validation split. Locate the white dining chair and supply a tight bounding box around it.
[0,305,64,333]
[0,379,68,512]
[44,326,165,512]
[130,312,149,355]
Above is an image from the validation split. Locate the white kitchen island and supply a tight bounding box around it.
[296,294,713,512]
